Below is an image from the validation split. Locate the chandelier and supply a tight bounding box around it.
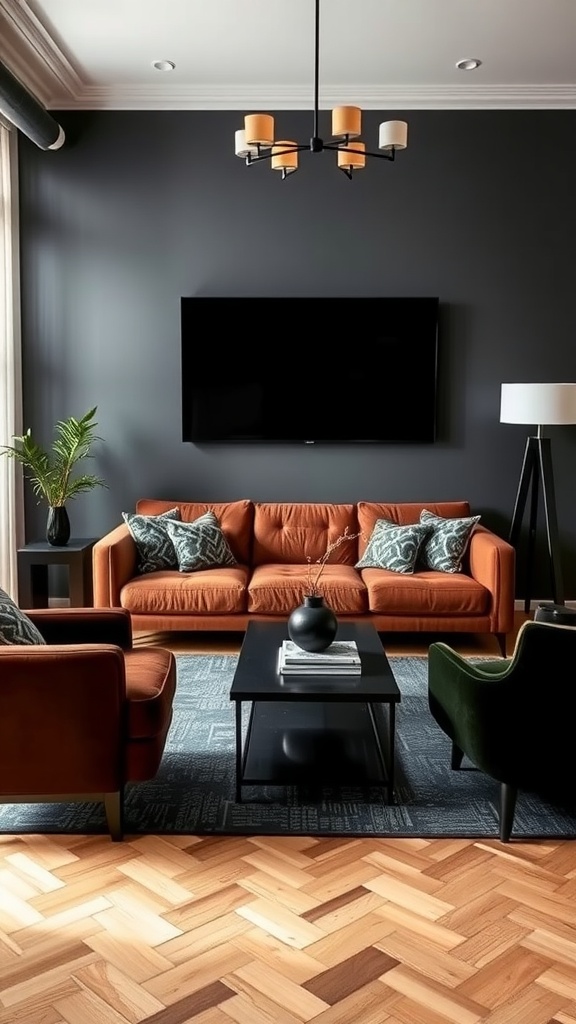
[234,0,408,180]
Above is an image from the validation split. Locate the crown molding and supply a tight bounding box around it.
[0,0,81,105]
[39,83,576,112]
[0,2,575,112]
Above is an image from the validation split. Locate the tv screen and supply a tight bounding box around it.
[181,297,439,443]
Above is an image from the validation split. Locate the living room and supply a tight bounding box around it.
[1,2,576,1020]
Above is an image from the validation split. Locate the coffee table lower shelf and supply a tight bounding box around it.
[236,700,395,803]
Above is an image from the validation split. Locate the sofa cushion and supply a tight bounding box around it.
[123,647,176,739]
[122,507,181,574]
[418,509,481,573]
[136,499,254,565]
[0,588,46,645]
[357,501,472,561]
[164,512,237,572]
[120,566,249,615]
[361,568,489,616]
[356,520,432,574]
[252,503,358,566]
[248,564,367,615]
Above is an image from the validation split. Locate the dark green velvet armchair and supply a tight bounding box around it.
[428,620,576,842]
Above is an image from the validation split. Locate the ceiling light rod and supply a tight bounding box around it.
[234,0,408,180]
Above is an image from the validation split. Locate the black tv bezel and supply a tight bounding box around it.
[181,296,439,444]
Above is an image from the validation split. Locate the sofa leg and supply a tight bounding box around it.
[495,633,507,657]
[500,782,517,842]
[451,742,464,770]
[104,791,124,841]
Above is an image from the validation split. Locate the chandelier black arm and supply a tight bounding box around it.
[323,142,396,162]
[245,144,309,166]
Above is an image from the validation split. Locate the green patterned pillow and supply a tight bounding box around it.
[418,509,481,573]
[356,519,432,574]
[0,588,46,645]
[164,511,237,573]
[122,507,181,574]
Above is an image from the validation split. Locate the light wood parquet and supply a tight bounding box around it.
[2,613,575,1023]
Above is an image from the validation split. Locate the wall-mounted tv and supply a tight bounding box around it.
[181,296,439,443]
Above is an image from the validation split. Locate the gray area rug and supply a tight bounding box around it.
[2,654,575,840]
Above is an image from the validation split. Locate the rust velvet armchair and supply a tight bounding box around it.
[0,607,176,840]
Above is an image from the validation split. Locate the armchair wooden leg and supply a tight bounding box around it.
[496,633,507,657]
[500,782,518,842]
[451,743,464,770]
[104,791,124,841]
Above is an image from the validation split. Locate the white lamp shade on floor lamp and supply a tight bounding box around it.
[500,383,576,427]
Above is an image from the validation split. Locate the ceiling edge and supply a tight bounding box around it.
[44,83,576,111]
[0,0,81,105]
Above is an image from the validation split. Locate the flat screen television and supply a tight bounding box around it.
[181,296,439,443]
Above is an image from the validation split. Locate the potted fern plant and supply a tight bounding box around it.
[1,407,106,545]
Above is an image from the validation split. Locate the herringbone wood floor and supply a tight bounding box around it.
[3,614,575,1023]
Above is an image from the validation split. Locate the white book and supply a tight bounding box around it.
[277,649,362,675]
[280,639,360,664]
[280,665,362,675]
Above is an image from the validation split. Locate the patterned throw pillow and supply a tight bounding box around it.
[164,511,237,573]
[122,507,181,574]
[0,588,46,645]
[355,519,432,574]
[418,509,481,573]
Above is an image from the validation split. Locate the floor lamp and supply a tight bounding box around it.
[500,382,576,613]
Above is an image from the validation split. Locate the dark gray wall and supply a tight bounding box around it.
[17,109,576,599]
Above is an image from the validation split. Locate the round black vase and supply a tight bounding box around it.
[46,506,70,546]
[287,595,338,653]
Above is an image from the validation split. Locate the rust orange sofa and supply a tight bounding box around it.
[93,500,515,655]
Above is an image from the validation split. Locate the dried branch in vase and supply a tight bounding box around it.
[305,526,363,597]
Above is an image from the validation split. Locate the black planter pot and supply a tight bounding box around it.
[46,506,70,546]
[287,594,338,653]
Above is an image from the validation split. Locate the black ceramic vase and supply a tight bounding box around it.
[287,595,338,653]
[46,506,70,546]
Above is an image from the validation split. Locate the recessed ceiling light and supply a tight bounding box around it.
[152,60,176,72]
[456,58,482,71]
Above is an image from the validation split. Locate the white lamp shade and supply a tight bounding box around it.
[235,130,257,158]
[378,120,408,151]
[500,383,576,425]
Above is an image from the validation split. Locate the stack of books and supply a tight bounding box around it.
[277,639,362,675]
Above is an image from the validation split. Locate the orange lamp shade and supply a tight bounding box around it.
[244,114,274,147]
[337,142,366,171]
[271,141,298,174]
[332,105,362,138]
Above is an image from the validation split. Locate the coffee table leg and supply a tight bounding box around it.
[235,701,243,803]
[369,701,396,804]
[387,703,396,804]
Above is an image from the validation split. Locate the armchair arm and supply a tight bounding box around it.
[467,526,515,634]
[93,524,138,607]
[0,645,127,794]
[26,607,133,648]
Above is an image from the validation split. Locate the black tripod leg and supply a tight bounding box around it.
[525,442,539,614]
[537,437,565,605]
[509,438,537,613]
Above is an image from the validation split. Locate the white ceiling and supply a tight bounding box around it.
[0,0,575,111]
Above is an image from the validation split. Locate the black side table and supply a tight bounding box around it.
[17,538,99,608]
[534,603,576,627]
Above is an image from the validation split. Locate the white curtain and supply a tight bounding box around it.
[0,121,24,598]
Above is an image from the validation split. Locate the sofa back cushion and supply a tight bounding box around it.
[252,503,358,566]
[135,499,254,565]
[357,501,472,561]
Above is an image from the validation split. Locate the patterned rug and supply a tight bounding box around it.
[2,654,576,840]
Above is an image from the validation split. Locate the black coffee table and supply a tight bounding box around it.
[230,621,401,803]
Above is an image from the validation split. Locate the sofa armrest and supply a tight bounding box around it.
[26,607,133,648]
[93,524,138,607]
[0,645,127,793]
[467,525,516,633]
